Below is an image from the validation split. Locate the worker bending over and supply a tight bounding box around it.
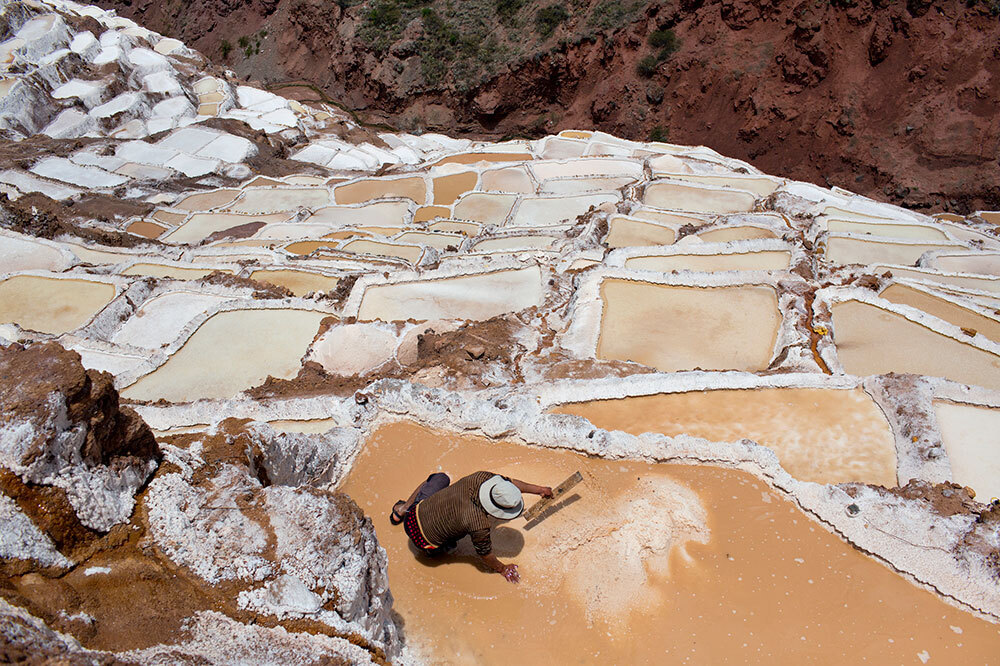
[391,471,552,583]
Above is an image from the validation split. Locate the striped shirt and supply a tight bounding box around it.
[416,471,497,556]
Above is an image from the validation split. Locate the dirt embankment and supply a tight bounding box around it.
[93,0,1000,214]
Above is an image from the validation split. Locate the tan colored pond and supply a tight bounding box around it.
[605,217,677,248]
[335,177,427,205]
[415,205,451,223]
[830,300,1000,391]
[339,421,1000,665]
[597,280,781,372]
[121,308,328,403]
[308,201,409,228]
[511,194,617,227]
[825,219,950,241]
[472,236,556,252]
[540,177,635,195]
[481,167,534,194]
[172,189,241,211]
[163,212,291,244]
[0,275,115,334]
[873,265,1000,294]
[429,220,482,236]
[934,401,1000,501]
[932,253,1000,276]
[395,231,464,250]
[433,172,478,205]
[126,220,167,239]
[980,211,1000,225]
[357,266,544,322]
[552,388,896,486]
[433,152,533,167]
[625,250,791,273]
[248,269,339,296]
[283,240,340,256]
[227,188,331,214]
[659,173,780,197]
[644,182,756,214]
[453,193,517,224]
[880,283,1000,343]
[120,264,231,280]
[341,239,424,263]
[825,237,955,266]
[151,209,187,226]
[698,226,777,242]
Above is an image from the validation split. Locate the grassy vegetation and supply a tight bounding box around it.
[648,125,669,142]
[220,39,233,60]
[588,0,643,30]
[535,5,570,37]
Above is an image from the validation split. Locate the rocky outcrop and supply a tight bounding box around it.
[0,342,159,536]
[0,345,396,661]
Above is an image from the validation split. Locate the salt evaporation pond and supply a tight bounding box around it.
[340,422,1000,665]
[122,308,327,402]
[597,280,781,372]
[0,274,115,334]
[553,388,897,486]
[830,300,1000,391]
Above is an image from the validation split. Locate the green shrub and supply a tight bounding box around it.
[220,40,232,59]
[648,125,669,142]
[535,5,569,37]
[495,0,526,22]
[636,54,659,77]
[649,28,680,60]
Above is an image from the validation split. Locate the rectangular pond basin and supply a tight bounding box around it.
[597,280,781,372]
[433,172,478,205]
[880,283,1000,343]
[480,166,534,194]
[120,264,231,280]
[933,401,1000,501]
[338,421,999,665]
[0,275,115,335]
[335,177,427,205]
[605,216,677,248]
[624,250,791,272]
[825,236,959,266]
[162,212,292,244]
[357,266,544,322]
[644,181,756,214]
[825,219,950,241]
[121,308,329,402]
[226,188,331,214]
[873,265,1000,294]
[830,299,1000,391]
[930,253,1000,276]
[552,388,897,486]
[248,269,339,297]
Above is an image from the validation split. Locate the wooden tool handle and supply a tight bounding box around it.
[522,471,582,522]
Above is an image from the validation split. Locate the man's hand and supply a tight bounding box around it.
[501,564,520,584]
[539,486,553,498]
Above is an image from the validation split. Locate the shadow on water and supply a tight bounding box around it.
[523,492,581,531]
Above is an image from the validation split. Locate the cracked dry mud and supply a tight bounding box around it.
[0,0,999,664]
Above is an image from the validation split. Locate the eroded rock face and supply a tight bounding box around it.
[0,342,160,534]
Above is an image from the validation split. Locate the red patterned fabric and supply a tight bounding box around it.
[403,504,443,554]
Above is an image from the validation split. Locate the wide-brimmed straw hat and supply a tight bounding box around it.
[478,475,524,520]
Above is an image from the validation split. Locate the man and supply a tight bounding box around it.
[390,471,553,583]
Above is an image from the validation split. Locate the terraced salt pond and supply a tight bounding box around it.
[357,267,544,322]
[121,308,327,402]
[341,422,999,664]
[248,269,339,296]
[933,401,1000,501]
[624,249,791,272]
[830,300,1000,390]
[0,274,115,334]
[552,388,897,486]
[880,283,1000,343]
[597,280,781,372]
